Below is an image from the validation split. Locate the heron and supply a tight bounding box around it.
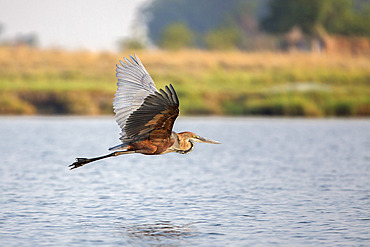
[69,54,220,170]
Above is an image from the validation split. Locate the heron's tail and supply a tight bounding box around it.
[108,143,129,151]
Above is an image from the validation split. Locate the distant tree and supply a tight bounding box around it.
[141,0,232,45]
[261,0,329,34]
[139,0,368,50]
[117,37,146,51]
[204,26,241,50]
[140,0,268,47]
[158,22,194,50]
[347,10,370,36]
[16,33,39,47]
[261,0,370,36]
[328,1,370,36]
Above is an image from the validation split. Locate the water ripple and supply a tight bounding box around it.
[0,117,369,246]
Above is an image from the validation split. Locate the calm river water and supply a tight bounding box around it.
[0,117,369,246]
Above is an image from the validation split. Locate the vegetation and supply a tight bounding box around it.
[261,0,370,36]
[141,0,246,47]
[0,47,369,116]
[204,26,241,50]
[117,37,146,51]
[158,23,194,50]
[141,0,369,50]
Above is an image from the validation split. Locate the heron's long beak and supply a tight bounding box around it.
[195,136,221,144]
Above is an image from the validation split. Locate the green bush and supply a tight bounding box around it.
[204,26,241,50]
[158,22,194,50]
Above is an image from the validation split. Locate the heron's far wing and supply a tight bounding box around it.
[123,84,179,142]
[113,54,158,141]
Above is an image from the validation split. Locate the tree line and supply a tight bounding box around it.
[123,0,369,50]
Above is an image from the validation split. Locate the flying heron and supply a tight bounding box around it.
[69,54,220,170]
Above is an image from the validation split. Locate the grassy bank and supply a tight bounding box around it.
[0,47,369,116]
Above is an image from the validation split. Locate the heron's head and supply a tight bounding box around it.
[179,132,221,144]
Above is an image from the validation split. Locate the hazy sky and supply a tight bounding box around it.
[0,0,149,51]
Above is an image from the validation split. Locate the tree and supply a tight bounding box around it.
[260,0,370,36]
[16,33,39,47]
[204,26,241,50]
[140,0,267,47]
[117,37,146,51]
[323,0,370,36]
[158,22,194,50]
[261,0,328,34]
[139,0,368,50]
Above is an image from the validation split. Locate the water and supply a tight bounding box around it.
[0,117,369,246]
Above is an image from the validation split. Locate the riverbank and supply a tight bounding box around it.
[0,47,369,116]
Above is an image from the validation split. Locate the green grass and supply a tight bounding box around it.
[0,47,369,116]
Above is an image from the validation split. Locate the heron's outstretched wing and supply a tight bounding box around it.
[113,54,158,141]
[124,84,179,142]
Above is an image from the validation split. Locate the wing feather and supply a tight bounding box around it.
[113,54,158,141]
[124,84,179,142]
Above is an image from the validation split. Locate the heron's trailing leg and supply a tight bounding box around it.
[69,150,134,170]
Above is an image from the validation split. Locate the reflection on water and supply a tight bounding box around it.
[121,221,195,246]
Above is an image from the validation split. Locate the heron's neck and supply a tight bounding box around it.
[181,140,194,154]
[174,132,194,154]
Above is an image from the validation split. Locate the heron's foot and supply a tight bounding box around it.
[69,158,89,170]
